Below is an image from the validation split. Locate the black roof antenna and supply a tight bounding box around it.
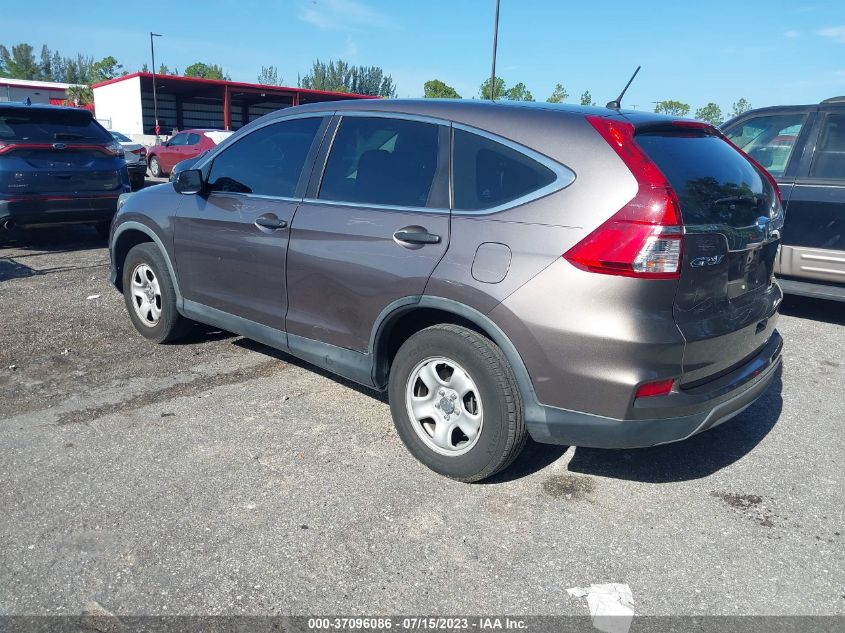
[25,97,32,106]
[606,66,641,110]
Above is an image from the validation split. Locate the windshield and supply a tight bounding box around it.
[110,130,132,142]
[0,107,112,143]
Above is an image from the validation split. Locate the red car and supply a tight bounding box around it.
[147,129,233,178]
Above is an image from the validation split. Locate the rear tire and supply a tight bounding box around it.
[149,156,162,178]
[130,173,145,190]
[122,243,190,343]
[388,324,527,482]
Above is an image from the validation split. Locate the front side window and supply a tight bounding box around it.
[809,113,845,180]
[722,113,807,177]
[168,133,188,146]
[207,116,323,197]
[452,128,557,211]
[319,116,444,208]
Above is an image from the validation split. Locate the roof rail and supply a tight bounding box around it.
[821,96,845,104]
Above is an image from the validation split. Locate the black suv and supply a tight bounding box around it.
[0,102,130,235]
[722,97,845,301]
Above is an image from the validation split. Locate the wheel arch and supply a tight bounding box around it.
[111,222,183,305]
[370,297,540,413]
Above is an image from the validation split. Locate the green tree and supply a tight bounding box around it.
[257,65,283,86]
[423,79,461,99]
[299,59,396,97]
[184,62,228,80]
[141,63,149,72]
[694,102,723,126]
[731,98,752,118]
[158,63,170,75]
[654,100,690,116]
[50,50,65,82]
[580,90,594,106]
[39,45,52,81]
[90,55,123,82]
[506,82,534,102]
[547,83,569,103]
[479,76,507,100]
[0,43,40,79]
[62,54,93,84]
[65,84,93,106]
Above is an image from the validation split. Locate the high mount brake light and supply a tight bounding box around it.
[564,116,683,279]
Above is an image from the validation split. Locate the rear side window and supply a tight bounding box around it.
[208,117,323,197]
[809,113,845,180]
[452,128,556,211]
[722,113,806,176]
[319,116,445,208]
[637,131,773,227]
[187,133,201,145]
[0,107,111,142]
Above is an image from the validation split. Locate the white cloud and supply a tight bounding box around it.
[784,30,800,39]
[343,35,359,58]
[298,0,396,31]
[818,25,845,43]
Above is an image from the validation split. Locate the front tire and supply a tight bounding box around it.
[388,324,527,482]
[122,243,190,343]
[149,156,162,178]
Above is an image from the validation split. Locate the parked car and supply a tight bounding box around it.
[722,97,845,301]
[109,130,147,191]
[169,150,210,182]
[110,100,783,481]
[147,129,233,178]
[1,102,130,235]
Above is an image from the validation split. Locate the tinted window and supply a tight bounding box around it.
[809,113,845,180]
[319,117,443,207]
[722,113,806,176]
[187,133,201,145]
[0,107,111,142]
[207,117,322,197]
[637,131,774,227]
[168,133,188,146]
[110,130,131,142]
[453,129,556,211]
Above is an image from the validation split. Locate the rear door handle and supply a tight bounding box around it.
[393,230,441,244]
[255,216,287,230]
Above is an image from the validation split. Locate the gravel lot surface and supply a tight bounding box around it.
[1,199,843,617]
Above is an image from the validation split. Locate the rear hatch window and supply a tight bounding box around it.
[635,127,782,386]
[0,107,112,143]
[635,131,775,227]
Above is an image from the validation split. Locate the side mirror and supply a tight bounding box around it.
[173,169,204,195]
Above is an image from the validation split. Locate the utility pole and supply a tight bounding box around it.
[150,32,162,140]
[489,0,500,101]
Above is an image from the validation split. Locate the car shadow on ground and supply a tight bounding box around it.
[566,370,784,483]
[231,335,784,484]
[0,224,106,254]
[779,294,845,326]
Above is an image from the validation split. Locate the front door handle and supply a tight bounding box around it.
[394,229,441,244]
[255,216,287,230]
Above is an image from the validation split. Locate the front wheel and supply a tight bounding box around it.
[122,243,190,343]
[149,156,162,178]
[388,324,527,482]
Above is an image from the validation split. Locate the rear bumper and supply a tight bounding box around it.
[0,194,122,226]
[526,330,782,448]
[126,162,147,175]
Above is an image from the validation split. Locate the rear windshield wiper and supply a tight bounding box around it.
[713,194,765,207]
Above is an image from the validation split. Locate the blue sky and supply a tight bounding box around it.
[2,0,845,112]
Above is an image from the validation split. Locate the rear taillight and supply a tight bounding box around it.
[635,378,675,398]
[564,116,683,279]
[105,141,125,158]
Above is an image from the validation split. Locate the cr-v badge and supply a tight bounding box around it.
[690,254,725,268]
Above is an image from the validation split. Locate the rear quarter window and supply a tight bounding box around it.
[452,129,557,211]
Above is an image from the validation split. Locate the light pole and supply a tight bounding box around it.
[150,32,162,140]
[489,0,500,101]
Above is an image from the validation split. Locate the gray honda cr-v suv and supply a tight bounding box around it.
[110,99,784,481]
